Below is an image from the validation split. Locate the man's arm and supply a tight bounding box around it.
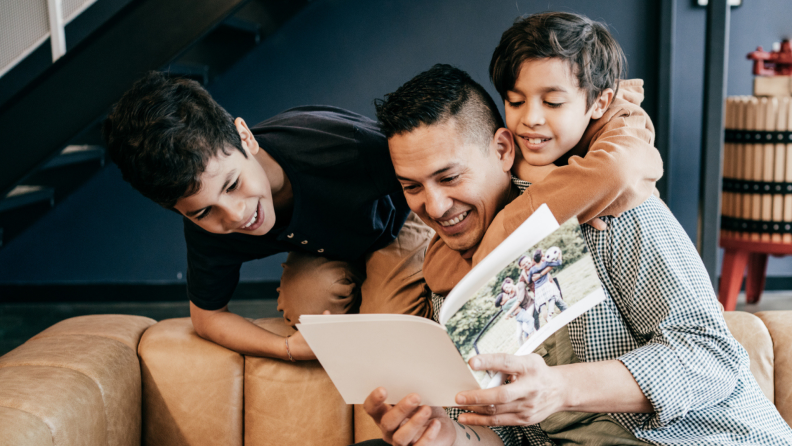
[454,354,652,426]
[190,302,314,360]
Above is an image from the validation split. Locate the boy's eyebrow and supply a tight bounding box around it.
[183,170,238,217]
[185,207,205,218]
[396,164,460,182]
[220,170,237,193]
[539,85,569,94]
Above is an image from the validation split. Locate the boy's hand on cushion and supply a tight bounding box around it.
[287,331,316,360]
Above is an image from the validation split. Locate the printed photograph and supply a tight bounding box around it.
[444,218,601,385]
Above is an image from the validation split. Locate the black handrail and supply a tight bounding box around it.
[0,0,249,196]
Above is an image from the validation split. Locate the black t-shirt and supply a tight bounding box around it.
[185,106,410,310]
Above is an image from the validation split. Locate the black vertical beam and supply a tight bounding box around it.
[656,0,676,203]
[699,0,730,288]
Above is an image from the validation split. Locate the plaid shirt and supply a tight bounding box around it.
[433,178,792,445]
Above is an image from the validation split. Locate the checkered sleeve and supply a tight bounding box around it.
[589,197,746,429]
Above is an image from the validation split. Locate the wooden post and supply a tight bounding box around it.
[743,98,757,239]
[761,98,777,242]
[772,98,787,243]
[722,97,734,239]
[785,98,792,243]
[735,97,747,237]
[751,98,766,241]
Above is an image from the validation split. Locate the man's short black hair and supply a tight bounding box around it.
[103,71,245,209]
[374,64,504,151]
[489,12,626,109]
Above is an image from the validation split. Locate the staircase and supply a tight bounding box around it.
[0,0,307,247]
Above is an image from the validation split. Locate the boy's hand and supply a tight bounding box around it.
[364,388,456,445]
[286,331,316,360]
[587,217,607,231]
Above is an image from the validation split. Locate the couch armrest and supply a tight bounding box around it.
[723,311,775,403]
[755,311,792,426]
[244,318,355,446]
[0,314,155,446]
[138,317,245,446]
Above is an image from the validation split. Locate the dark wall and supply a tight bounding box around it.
[668,0,792,277]
[1,0,790,284]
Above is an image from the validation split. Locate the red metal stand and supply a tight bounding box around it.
[718,236,792,311]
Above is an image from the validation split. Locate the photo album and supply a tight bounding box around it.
[297,204,605,406]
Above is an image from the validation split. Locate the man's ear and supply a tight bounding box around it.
[234,117,260,155]
[590,88,614,120]
[492,128,516,173]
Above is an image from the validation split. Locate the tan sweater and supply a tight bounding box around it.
[424,79,664,295]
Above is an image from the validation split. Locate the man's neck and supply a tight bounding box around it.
[460,182,521,260]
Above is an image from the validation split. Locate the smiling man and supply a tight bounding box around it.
[359,64,792,446]
[104,72,433,360]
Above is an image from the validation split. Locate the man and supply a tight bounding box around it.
[361,64,792,445]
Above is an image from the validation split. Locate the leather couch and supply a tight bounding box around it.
[0,311,790,445]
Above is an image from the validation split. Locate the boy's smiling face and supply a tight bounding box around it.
[505,58,612,166]
[174,120,278,236]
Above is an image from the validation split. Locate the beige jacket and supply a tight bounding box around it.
[424,79,664,295]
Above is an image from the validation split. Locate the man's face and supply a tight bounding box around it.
[389,119,514,256]
[504,58,610,166]
[174,145,277,236]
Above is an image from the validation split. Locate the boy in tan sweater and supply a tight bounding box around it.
[423,12,664,296]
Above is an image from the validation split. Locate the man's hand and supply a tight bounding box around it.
[454,354,653,426]
[364,388,456,445]
[454,354,566,426]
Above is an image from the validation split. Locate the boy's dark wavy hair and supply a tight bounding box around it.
[374,64,504,151]
[489,12,626,109]
[103,71,245,209]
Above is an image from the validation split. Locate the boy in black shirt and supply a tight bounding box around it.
[104,72,432,360]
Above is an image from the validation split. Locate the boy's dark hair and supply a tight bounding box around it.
[533,248,543,263]
[103,71,245,209]
[489,12,626,109]
[374,64,504,151]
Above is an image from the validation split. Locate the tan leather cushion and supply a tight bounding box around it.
[31,314,156,351]
[138,318,244,446]
[0,315,154,446]
[245,318,353,446]
[354,404,384,442]
[723,311,775,402]
[0,365,107,445]
[755,311,792,426]
[0,406,53,446]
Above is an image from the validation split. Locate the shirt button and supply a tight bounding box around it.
[317,249,324,253]
[301,240,308,245]
[287,233,294,238]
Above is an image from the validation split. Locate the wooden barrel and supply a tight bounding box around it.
[722,96,792,243]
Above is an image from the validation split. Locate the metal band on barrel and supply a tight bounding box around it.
[724,129,792,144]
[721,216,792,234]
[722,178,792,194]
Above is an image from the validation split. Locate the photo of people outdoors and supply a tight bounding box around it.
[444,218,601,385]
